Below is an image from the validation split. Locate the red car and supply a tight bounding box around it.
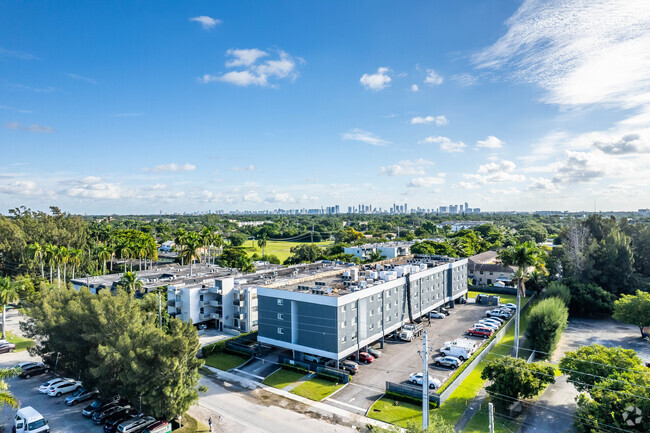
[467,327,493,339]
[358,352,375,363]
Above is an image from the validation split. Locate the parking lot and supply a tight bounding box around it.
[321,299,496,415]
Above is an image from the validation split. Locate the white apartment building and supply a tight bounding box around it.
[343,241,414,260]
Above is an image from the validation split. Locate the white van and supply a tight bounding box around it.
[14,407,49,433]
[443,339,479,352]
[439,344,473,361]
[303,354,324,364]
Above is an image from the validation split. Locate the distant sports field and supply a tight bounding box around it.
[242,240,333,262]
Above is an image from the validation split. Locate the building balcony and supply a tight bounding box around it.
[209,313,221,320]
[208,300,220,308]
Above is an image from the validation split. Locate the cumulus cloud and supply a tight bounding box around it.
[232,165,255,172]
[407,176,445,187]
[424,69,443,85]
[190,16,222,29]
[0,180,47,197]
[410,115,448,125]
[342,129,390,146]
[143,163,196,173]
[552,151,607,183]
[419,136,466,153]
[410,84,419,92]
[380,159,435,176]
[201,49,302,87]
[462,159,526,186]
[360,67,391,91]
[66,177,124,200]
[527,177,560,192]
[593,133,648,155]
[476,135,504,149]
[266,192,295,203]
[4,121,54,133]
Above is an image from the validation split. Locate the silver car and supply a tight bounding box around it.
[433,355,461,369]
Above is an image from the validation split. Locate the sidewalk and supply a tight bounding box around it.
[203,365,396,431]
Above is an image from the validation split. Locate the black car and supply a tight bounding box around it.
[92,404,130,424]
[440,307,451,316]
[18,363,49,379]
[103,410,138,433]
[82,395,122,417]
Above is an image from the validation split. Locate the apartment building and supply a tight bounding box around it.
[343,241,414,260]
[257,256,468,362]
[467,250,515,286]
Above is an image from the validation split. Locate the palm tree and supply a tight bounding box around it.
[181,234,201,275]
[68,248,82,280]
[200,227,213,264]
[0,277,21,340]
[498,241,545,357]
[367,250,386,263]
[118,271,144,296]
[174,229,187,266]
[45,244,56,283]
[97,245,112,275]
[214,234,224,261]
[257,234,268,258]
[145,238,158,271]
[116,241,134,272]
[135,239,148,272]
[0,366,20,409]
[57,246,69,284]
[27,242,45,279]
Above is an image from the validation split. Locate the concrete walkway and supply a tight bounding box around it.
[283,372,316,392]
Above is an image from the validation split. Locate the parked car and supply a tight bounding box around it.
[303,354,324,364]
[82,395,122,417]
[142,420,171,433]
[15,361,38,370]
[19,363,49,379]
[501,303,517,310]
[486,309,510,319]
[92,404,130,424]
[116,415,156,433]
[367,347,382,358]
[47,379,81,397]
[428,311,445,319]
[455,297,467,304]
[0,342,16,353]
[357,352,375,363]
[467,327,494,339]
[474,322,498,331]
[65,388,99,405]
[39,378,65,394]
[408,372,442,389]
[433,356,462,369]
[440,307,451,316]
[13,406,49,433]
[103,411,138,433]
[439,344,473,361]
[340,360,359,375]
[480,318,503,327]
[475,293,489,302]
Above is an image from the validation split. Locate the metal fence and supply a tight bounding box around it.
[279,356,350,384]
[386,382,440,405]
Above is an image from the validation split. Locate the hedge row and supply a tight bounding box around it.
[384,391,438,409]
[201,330,257,358]
[281,363,310,374]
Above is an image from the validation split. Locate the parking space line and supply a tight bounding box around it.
[324,398,367,413]
[347,382,383,392]
[232,369,265,380]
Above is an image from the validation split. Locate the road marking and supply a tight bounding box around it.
[349,397,355,402]
[347,382,383,392]
[325,398,366,412]
[233,369,265,380]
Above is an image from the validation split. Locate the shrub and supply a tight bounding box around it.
[384,391,438,408]
[545,281,571,306]
[525,297,568,356]
[481,357,556,408]
[564,279,615,317]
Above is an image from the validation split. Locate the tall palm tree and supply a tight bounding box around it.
[57,246,69,284]
[0,277,21,340]
[174,229,187,266]
[180,234,201,275]
[45,244,56,283]
[367,250,386,263]
[0,366,20,409]
[97,245,112,275]
[27,242,45,279]
[257,234,268,258]
[117,241,134,272]
[145,237,158,271]
[118,271,144,296]
[213,234,224,262]
[68,248,82,280]
[135,239,148,272]
[498,241,545,357]
[200,227,213,264]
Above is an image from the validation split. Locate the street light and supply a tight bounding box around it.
[54,352,61,371]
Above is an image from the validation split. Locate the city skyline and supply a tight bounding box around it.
[2,1,650,214]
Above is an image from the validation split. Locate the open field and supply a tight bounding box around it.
[203,352,249,371]
[467,290,517,306]
[242,240,333,262]
[263,368,306,389]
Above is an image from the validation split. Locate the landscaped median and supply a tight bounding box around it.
[200,331,256,371]
[263,366,345,402]
[6,331,34,351]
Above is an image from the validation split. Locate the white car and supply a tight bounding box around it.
[408,372,442,389]
[475,322,498,331]
[479,319,502,328]
[428,311,445,319]
[47,379,81,397]
[39,378,65,394]
[486,309,511,319]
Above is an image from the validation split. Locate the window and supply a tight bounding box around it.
[341,335,346,343]
[277,299,284,306]
[369,323,374,330]
[277,313,283,320]
[352,317,357,325]
[352,334,357,340]
[341,321,346,328]
[387,302,391,310]
[277,327,284,334]
[479,271,484,274]
[490,272,494,275]
[370,309,374,316]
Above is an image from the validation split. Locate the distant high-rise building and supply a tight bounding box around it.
[439,206,448,213]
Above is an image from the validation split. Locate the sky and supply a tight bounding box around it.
[1,0,650,214]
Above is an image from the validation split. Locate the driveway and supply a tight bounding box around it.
[322,302,494,415]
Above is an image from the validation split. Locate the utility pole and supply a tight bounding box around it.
[158,289,162,328]
[421,331,430,429]
[488,402,495,433]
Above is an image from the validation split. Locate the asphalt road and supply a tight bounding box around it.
[322,301,494,414]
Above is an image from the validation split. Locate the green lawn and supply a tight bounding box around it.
[262,368,306,389]
[5,331,34,352]
[368,397,435,428]
[467,290,517,306]
[291,376,344,401]
[462,405,518,433]
[174,414,210,433]
[242,240,333,262]
[203,352,249,371]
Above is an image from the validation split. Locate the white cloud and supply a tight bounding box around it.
[477,160,516,174]
[243,191,261,203]
[462,160,526,186]
[451,73,478,86]
[0,47,39,60]
[67,73,96,84]
[66,177,124,200]
[424,69,443,85]
[410,115,448,125]
[201,49,302,87]
[4,121,54,133]
[143,163,196,173]
[342,129,390,146]
[266,192,295,203]
[593,133,649,155]
[527,177,560,192]
[0,105,32,113]
[190,16,222,30]
[0,180,46,197]
[407,176,445,188]
[380,159,435,176]
[476,135,504,149]
[552,151,607,183]
[232,165,255,172]
[410,84,419,92]
[419,136,466,153]
[360,67,392,91]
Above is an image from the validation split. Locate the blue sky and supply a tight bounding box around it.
[1,0,649,214]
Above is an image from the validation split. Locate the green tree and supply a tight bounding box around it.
[339,226,364,244]
[613,290,650,338]
[525,297,568,355]
[118,271,144,296]
[367,250,386,263]
[564,279,615,317]
[27,242,45,279]
[545,281,571,307]
[0,277,21,339]
[180,233,201,275]
[498,241,545,356]
[228,232,247,247]
[481,356,556,408]
[68,248,82,280]
[0,366,20,409]
[285,244,324,264]
[97,245,112,275]
[257,234,268,257]
[585,227,636,296]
